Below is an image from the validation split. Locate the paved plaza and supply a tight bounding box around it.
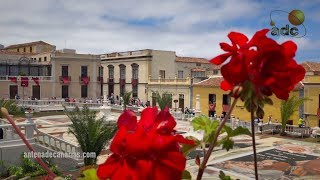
[31,114,320,179]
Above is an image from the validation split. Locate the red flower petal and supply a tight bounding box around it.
[97,154,121,179]
[209,53,232,65]
[220,80,233,91]
[282,41,297,58]
[228,31,249,47]
[118,110,137,130]
[220,42,234,52]
[155,110,176,134]
[138,107,158,131]
[110,127,127,154]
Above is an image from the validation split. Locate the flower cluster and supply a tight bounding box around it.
[97,107,194,180]
[210,29,305,100]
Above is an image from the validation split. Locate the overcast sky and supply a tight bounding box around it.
[0,0,319,62]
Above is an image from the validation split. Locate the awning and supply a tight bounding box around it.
[32,77,39,86]
[21,77,29,87]
[81,76,89,85]
[9,77,17,83]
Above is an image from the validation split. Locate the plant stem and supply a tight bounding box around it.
[250,101,259,180]
[196,98,238,180]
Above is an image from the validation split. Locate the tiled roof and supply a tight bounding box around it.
[194,77,223,87]
[191,67,206,72]
[195,76,303,91]
[301,61,320,72]
[176,56,210,64]
[4,41,54,49]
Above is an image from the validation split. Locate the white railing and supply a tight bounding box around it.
[0,119,34,144]
[34,129,82,158]
[0,76,53,81]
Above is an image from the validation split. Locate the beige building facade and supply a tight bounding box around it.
[0,42,101,100]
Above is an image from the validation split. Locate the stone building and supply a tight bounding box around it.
[0,41,101,100]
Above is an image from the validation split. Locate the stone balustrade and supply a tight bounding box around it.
[0,76,53,81]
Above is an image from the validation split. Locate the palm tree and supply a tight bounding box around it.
[280,96,309,135]
[0,99,23,118]
[64,106,117,166]
[155,91,172,110]
[122,91,132,110]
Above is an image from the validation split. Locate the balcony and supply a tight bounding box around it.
[148,76,191,86]
[101,49,152,60]
[59,76,71,84]
[79,76,90,85]
[0,76,53,82]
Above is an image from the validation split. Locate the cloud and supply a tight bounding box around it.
[0,0,318,62]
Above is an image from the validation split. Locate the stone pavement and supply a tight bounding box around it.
[32,115,320,179]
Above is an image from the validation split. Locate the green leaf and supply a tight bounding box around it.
[264,97,273,105]
[182,136,201,156]
[256,105,265,119]
[192,116,210,131]
[181,170,192,180]
[221,138,234,151]
[229,126,252,137]
[219,170,232,180]
[223,125,233,136]
[78,168,99,180]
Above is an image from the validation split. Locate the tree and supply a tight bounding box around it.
[280,95,309,135]
[155,91,172,110]
[0,99,24,118]
[122,91,132,110]
[64,106,117,166]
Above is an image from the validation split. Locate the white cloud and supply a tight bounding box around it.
[0,0,317,60]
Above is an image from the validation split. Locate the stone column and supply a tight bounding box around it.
[195,94,201,117]
[25,111,34,139]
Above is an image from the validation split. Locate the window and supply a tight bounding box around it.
[209,94,216,103]
[192,71,205,78]
[0,66,6,76]
[62,66,68,76]
[81,85,88,98]
[99,66,104,77]
[178,71,184,78]
[39,57,42,62]
[132,63,139,79]
[120,64,126,79]
[223,94,231,105]
[213,70,219,75]
[9,66,19,76]
[23,47,26,52]
[108,65,114,79]
[81,66,88,77]
[196,63,201,66]
[19,66,28,76]
[120,84,125,96]
[44,56,47,61]
[30,47,32,52]
[29,66,39,76]
[17,48,19,52]
[132,85,138,98]
[61,85,69,98]
[159,70,165,78]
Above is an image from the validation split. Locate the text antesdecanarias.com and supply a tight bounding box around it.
[24,151,96,159]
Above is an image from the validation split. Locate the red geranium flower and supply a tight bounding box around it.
[97,107,194,180]
[210,29,305,100]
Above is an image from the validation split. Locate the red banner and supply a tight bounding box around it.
[32,77,39,86]
[61,76,70,84]
[222,105,230,112]
[317,108,320,118]
[120,79,125,86]
[209,103,216,111]
[81,76,89,85]
[9,77,17,83]
[21,77,29,87]
[132,79,138,86]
